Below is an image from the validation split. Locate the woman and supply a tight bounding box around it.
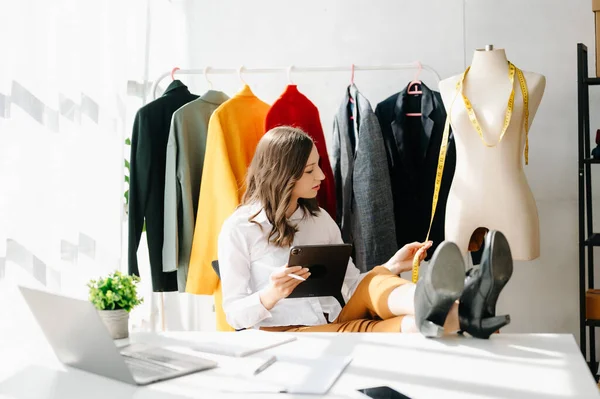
[218,126,512,337]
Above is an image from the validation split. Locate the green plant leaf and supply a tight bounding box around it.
[87,270,144,313]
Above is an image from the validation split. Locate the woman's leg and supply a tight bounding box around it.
[334,266,410,323]
[336,265,460,333]
[258,267,414,332]
[259,263,461,334]
[261,317,406,332]
[259,309,458,333]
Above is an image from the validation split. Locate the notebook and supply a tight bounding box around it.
[212,354,353,395]
[252,354,353,394]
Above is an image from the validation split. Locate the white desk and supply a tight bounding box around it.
[0,282,598,398]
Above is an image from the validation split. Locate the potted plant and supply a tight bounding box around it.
[87,271,143,339]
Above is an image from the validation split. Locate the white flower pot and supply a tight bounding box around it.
[98,309,129,339]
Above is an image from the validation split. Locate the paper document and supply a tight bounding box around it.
[188,329,297,357]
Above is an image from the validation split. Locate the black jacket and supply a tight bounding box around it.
[375,83,456,259]
[128,80,198,291]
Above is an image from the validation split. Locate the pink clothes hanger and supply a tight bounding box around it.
[406,61,423,117]
[407,61,423,94]
[171,67,180,81]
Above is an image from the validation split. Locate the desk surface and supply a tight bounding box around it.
[0,283,598,398]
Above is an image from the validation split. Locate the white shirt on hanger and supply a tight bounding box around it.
[217,203,366,330]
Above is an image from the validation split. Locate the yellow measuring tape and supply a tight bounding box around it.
[411,62,529,283]
[460,62,530,164]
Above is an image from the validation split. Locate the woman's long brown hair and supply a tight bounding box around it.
[242,126,319,247]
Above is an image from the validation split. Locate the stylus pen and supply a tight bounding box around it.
[287,273,306,281]
[254,355,277,375]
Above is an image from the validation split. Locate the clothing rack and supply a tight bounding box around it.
[151,62,442,100]
[147,60,441,332]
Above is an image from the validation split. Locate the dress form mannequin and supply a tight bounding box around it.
[438,46,546,261]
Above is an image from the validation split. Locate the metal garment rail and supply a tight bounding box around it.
[151,62,442,100]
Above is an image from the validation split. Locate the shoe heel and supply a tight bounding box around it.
[419,320,444,338]
[477,315,510,339]
[414,241,465,338]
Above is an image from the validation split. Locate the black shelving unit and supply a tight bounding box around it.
[577,43,600,378]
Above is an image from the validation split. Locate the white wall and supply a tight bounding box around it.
[165,0,598,344]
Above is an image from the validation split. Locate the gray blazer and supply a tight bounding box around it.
[163,90,229,291]
[331,84,397,272]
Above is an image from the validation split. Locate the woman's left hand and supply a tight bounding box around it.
[384,241,433,275]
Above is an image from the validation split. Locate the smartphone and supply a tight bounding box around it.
[357,386,412,399]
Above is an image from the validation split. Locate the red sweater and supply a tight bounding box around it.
[265,85,336,218]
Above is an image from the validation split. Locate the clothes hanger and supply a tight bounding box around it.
[204,66,213,90]
[349,64,355,120]
[407,61,423,94]
[237,65,248,85]
[349,64,356,103]
[287,65,295,84]
[171,67,180,81]
[406,61,423,117]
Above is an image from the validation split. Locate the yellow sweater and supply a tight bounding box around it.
[186,85,270,331]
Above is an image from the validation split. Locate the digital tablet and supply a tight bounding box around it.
[286,244,352,303]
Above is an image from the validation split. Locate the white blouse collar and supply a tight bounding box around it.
[247,202,306,224]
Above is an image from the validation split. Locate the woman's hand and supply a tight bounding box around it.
[259,265,311,310]
[384,241,433,275]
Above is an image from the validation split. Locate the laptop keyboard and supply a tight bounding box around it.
[123,356,177,379]
[119,343,218,383]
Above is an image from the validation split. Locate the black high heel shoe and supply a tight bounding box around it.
[415,241,465,337]
[459,230,513,339]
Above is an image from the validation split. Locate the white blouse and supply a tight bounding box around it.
[217,203,366,330]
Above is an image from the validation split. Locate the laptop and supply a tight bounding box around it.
[18,286,217,386]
